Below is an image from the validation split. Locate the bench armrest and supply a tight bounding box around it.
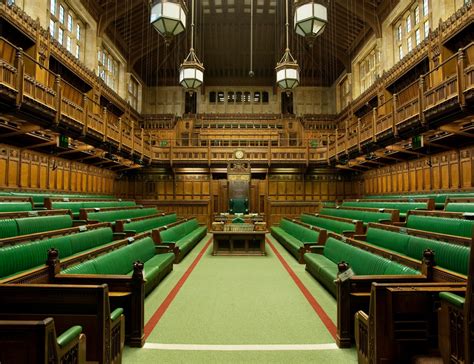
[111,307,124,322]
[352,234,366,241]
[72,220,87,226]
[155,245,172,254]
[113,232,127,240]
[308,245,325,254]
[439,292,465,308]
[161,241,176,248]
[57,325,83,348]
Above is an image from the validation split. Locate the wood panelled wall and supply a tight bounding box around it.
[117,170,357,225]
[0,144,116,193]
[361,147,474,194]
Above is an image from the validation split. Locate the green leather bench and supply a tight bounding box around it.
[271,218,326,263]
[320,207,396,224]
[117,212,178,234]
[445,199,474,213]
[0,202,33,213]
[81,207,159,225]
[342,200,431,218]
[0,224,116,280]
[62,235,175,295]
[46,199,136,218]
[157,218,208,263]
[300,213,363,236]
[0,213,74,239]
[406,213,474,238]
[304,236,420,296]
[364,224,470,276]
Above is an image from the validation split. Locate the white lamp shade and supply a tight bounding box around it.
[179,66,204,90]
[276,66,299,90]
[294,3,327,38]
[151,2,186,37]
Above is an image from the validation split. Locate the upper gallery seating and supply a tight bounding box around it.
[153,218,208,263]
[319,206,399,224]
[0,222,120,282]
[115,212,179,235]
[341,198,434,219]
[45,197,136,218]
[271,218,327,263]
[0,209,73,238]
[0,283,124,364]
[299,213,364,236]
[0,318,86,364]
[53,232,175,347]
[404,210,474,238]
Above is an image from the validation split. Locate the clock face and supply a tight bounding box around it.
[235,150,244,159]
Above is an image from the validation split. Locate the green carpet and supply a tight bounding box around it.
[123,234,357,363]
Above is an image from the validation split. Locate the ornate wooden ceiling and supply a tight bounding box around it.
[83,0,398,87]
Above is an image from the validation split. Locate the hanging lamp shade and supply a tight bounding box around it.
[294,1,327,38]
[275,48,300,91]
[150,1,187,43]
[179,48,204,91]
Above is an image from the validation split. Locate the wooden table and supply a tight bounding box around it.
[211,231,267,256]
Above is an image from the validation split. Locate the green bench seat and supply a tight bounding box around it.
[445,203,474,213]
[300,213,358,235]
[320,207,393,225]
[159,218,207,262]
[271,219,322,263]
[0,226,114,280]
[365,227,470,275]
[123,213,178,234]
[62,236,175,295]
[406,214,474,238]
[85,207,159,224]
[304,237,420,296]
[0,214,73,239]
[0,202,32,213]
[51,200,136,217]
[342,201,426,218]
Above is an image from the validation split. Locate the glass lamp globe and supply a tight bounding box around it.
[150,1,187,43]
[294,1,327,38]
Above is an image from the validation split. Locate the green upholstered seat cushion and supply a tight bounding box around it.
[68,227,114,255]
[320,208,392,224]
[0,202,32,213]
[142,253,175,281]
[300,214,355,234]
[446,203,474,213]
[0,219,18,239]
[110,308,124,322]
[15,215,73,236]
[123,213,178,233]
[279,219,319,243]
[86,208,158,222]
[342,201,426,214]
[407,215,474,238]
[406,236,470,275]
[439,292,465,308]
[365,228,410,255]
[160,219,201,243]
[271,226,304,254]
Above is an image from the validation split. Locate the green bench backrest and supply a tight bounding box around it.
[322,237,420,276]
[123,213,178,233]
[407,215,474,238]
[320,208,392,224]
[15,215,73,236]
[62,236,156,275]
[86,208,158,222]
[51,200,136,213]
[0,226,114,278]
[342,201,425,214]
[280,219,319,242]
[0,202,32,213]
[445,203,474,213]
[160,219,200,242]
[300,214,355,235]
[0,219,19,239]
[365,228,410,255]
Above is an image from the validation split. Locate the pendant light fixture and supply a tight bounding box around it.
[275,0,300,91]
[294,1,327,39]
[179,0,204,92]
[150,0,187,45]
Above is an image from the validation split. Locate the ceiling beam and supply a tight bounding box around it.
[333,0,382,38]
[98,0,145,36]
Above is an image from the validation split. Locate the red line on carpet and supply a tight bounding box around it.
[144,236,213,340]
[266,237,337,340]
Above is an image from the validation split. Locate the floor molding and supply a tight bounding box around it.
[143,343,339,351]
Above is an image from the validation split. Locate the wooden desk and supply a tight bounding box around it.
[212,231,267,256]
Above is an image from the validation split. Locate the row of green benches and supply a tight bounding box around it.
[0,191,116,208]
[365,192,474,209]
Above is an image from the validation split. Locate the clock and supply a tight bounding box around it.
[235,150,244,159]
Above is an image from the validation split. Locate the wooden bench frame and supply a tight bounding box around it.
[49,231,172,347]
[0,284,124,364]
[114,211,180,234]
[321,206,400,223]
[307,231,469,347]
[0,318,86,364]
[300,212,365,236]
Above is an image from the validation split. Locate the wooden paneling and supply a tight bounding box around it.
[266,200,320,226]
[361,147,474,195]
[0,144,116,194]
